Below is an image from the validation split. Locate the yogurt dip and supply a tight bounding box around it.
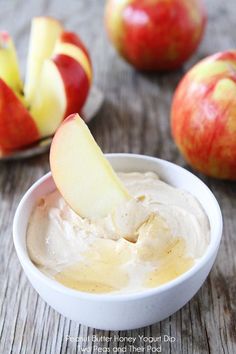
[27,172,210,294]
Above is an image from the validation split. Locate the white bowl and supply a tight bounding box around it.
[13,154,223,330]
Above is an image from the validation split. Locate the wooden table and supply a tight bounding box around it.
[0,1,235,353]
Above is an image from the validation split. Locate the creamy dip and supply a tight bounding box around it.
[27,172,210,294]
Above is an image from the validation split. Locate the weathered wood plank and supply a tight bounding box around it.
[0,0,235,353]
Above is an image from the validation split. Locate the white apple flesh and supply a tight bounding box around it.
[24,16,63,102]
[0,31,23,92]
[30,59,66,137]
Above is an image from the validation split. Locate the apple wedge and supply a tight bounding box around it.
[0,16,92,155]
[30,54,90,137]
[28,58,66,137]
[0,79,39,153]
[24,17,63,102]
[50,114,130,219]
[53,31,92,81]
[0,31,23,92]
[58,32,91,63]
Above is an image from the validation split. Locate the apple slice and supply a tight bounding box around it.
[24,17,63,102]
[58,31,91,63]
[53,31,92,81]
[50,114,130,219]
[30,54,90,137]
[0,79,39,153]
[29,58,66,137]
[0,31,23,92]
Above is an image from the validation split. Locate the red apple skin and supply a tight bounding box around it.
[171,51,236,180]
[0,79,40,153]
[105,0,207,71]
[52,54,90,117]
[59,31,92,66]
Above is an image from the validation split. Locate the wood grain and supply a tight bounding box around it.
[0,0,236,353]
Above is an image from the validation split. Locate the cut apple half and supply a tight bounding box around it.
[24,17,63,102]
[50,114,131,219]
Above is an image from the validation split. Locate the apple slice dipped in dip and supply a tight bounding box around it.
[27,114,210,294]
[49,113,150,240]
[50,113,130,218]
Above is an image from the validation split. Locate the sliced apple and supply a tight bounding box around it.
[0,79,39,153]
[58,31,91,63]
[0,17,92,155]
[24,17,63,102]
[29,59,66,137]
[53,31,92,81]
[0,31,23,92]
[50,114,131,219]
[54,53,90,118]
[30,54,90,137]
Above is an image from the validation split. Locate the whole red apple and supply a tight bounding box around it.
[171,51,236,180]
[105,0,207,71]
